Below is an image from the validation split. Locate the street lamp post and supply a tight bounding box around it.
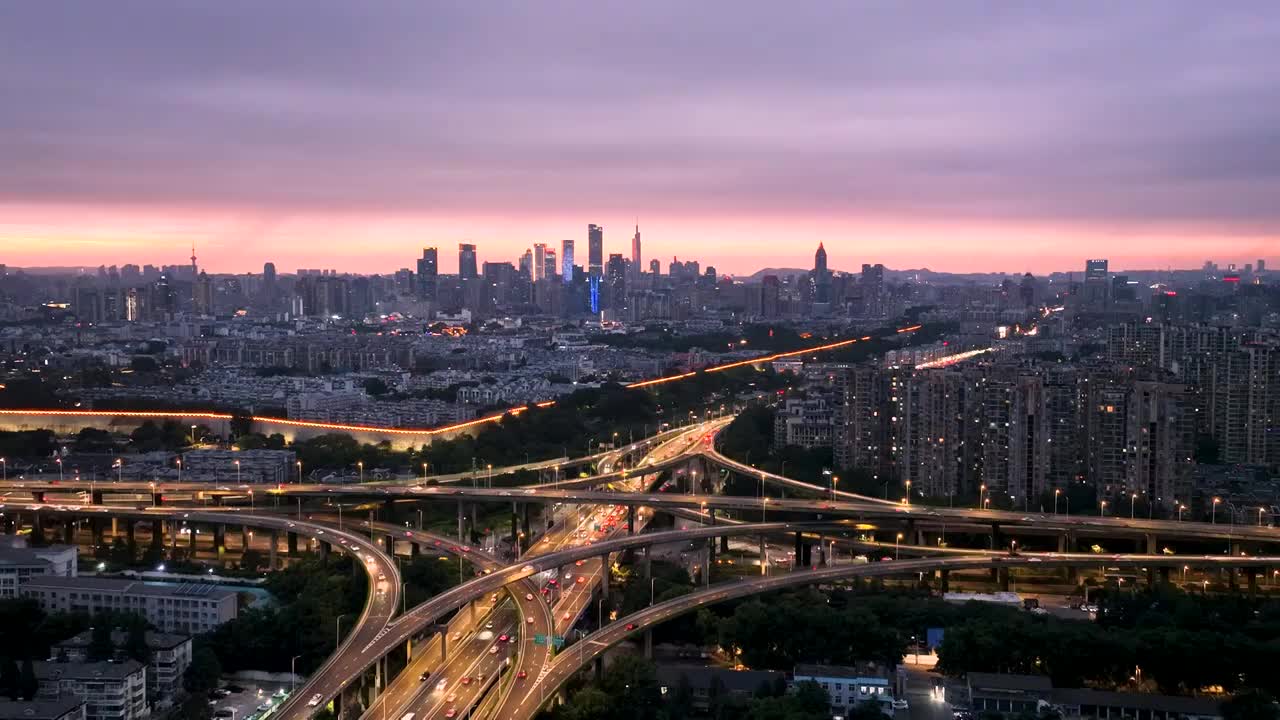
[176,458,182,483]
[234,460,240,485]
[357,461,364,484]
[904,480,912,505]
[1212,497,1221,524]
[1178,504,1186,522]
[1100,500,1108,517]
[978,484,986,510]
[1053,489,1060,516]
[1130,493,1137,520]
[290,655,302,693]
[335,614,347,649]
[895,533,903,561]
[296,461,303,484]
[1259,507,1266,527]
[190,425,197,445]
[56,458,63,482]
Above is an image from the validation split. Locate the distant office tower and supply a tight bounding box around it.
[605,253,627,310]
[588,224,604,277]
[533,243,547,281]
[649,259,660,275]
[1081,258,1109,307]
[562,240,575,284]
[544,249,558,281]
[518,249,533,279]
[458,243,478,279]
[416,247,438,301]
[813,242,831,304]
[761,275,780,318]
[193,272,213,314]
[860,263,884,317]
[1259,259,1267,273]
[263,262,277,284]
[631,224,642,279]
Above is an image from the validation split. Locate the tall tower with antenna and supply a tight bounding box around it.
[190,241,198,278]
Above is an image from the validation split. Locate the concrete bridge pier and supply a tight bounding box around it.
[31,513,45,544]
[63,519,75,545]
[510,502,519,544]
[91,490,103,505]
[213,525,225,553]
[990,523,1002,551]
[706,537,714,586]
[319,540,331,560]
[627,506,635,535]
[1247,569,1259,598]
[521,503,532,541]
[457,500,465,542]
[600,555,610,596]
[998,567,1011,592]
[940,569,950,593]
[288,532,301,557]
[241,526,251,551]
[644,629,653,659]
[126,520,136,547]
[1145,534,1158,555]
[641,546,652,579]
[31,490,45,504]
[269,531,278,570]
[92,518,105,548]
[381,534,393,555]
[409,541,419,558]
[187,524,197,555]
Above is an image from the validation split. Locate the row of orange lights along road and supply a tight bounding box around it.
[0,324,923,437]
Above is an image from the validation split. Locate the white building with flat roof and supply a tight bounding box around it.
[21,577,237,634]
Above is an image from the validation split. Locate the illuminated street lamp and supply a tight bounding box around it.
[1130,493,1137,519]
[895,532,903,561]
[357,460,364,484]
[978,484,986,510]
[296,460,303,484]
[233,459,241,484]
[904,480,912,505]
[0,458,5,481]
[176,458,182,483]
[1212,497,1221,524]
[1099,500,1108,517]
[1053,489,1061,516]
[1178,504,1186,522]
[55,458,63,482]
[114,459,123,483]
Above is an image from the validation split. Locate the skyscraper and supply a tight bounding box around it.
[416,247,438,301]
[813,242,831,304]
[459,243,478,279]
[631,224,642,279]
[1082,258,1109,307]
[649,259,660,275]
[544,248,558,281]
[588,224,604,277]
[561,239,575,283]
[533,243,547,281]
[518,249,533,279]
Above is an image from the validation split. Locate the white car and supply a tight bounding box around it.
[307,694,323,707]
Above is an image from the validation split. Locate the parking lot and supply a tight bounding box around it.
[209,680,296,720]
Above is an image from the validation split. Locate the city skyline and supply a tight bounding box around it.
[4,3,1280,274]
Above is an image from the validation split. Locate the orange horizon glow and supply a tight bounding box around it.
[1,203,1273,276]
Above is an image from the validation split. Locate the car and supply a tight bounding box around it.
[498,634,509,642]
[516,670,528,679]
[436,678,448,691]
[451,632,462,641]
[527,616,535,624]
[562,611,571,621]
[485,622,494,629]
[489,645,499,654]
[447,693,457,703]
[525,593,534,601]
[491,594,499,602]
[461,676,473,686]
[378,574,386,581]
[419,671,430,682]
[625,623,636,631]
[576,576,586,584]
[575,559,584,566]
[307,694,323,707]
[445,710,457,718]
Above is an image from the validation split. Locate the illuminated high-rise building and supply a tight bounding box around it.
[561,239,575,283]
[533,243,547,281]
[588,224,604,277]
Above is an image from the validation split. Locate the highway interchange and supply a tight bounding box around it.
[2,418,1279,720]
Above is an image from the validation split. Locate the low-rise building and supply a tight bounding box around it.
[0,699,87,720]
[654,665,785,713]
[966,673,1224,720]
[56,631,192,701]
[793,663,899,717]
[21,577,237,634]
[0,540,79,598]
[34,660,147,720]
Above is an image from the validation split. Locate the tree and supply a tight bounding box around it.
[184,643,222,695]
[599,656,664,720]
[239,548,264,573]
[363,378,390,396]
[563,687,613,720]
[124,623,151,664]
[0,657,19,700]
[179,693,214,720]
[87,620,115,661]
[1222,690,1280,720]
[229,410,254,439]
[18,658,36,702]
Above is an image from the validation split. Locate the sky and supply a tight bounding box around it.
[2,2,1279,276]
